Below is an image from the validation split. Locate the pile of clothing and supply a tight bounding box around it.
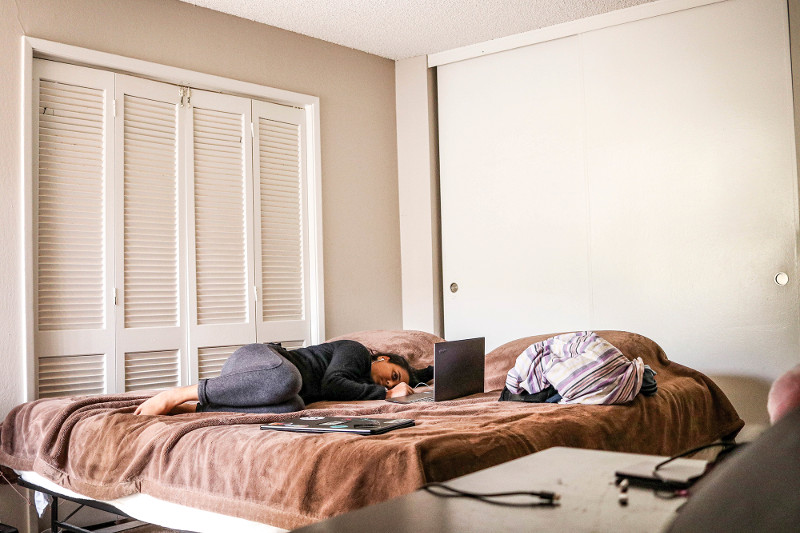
[500,331,657,405]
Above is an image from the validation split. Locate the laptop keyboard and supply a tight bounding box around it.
[407,396,434,403]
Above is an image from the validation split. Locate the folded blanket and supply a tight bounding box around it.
[505,331,644,404]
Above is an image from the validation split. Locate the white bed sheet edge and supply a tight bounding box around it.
[17,470,287,533]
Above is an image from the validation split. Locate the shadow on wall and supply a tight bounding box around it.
[708,374,771,430]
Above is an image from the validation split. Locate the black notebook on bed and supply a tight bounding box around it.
[260,416,414,435]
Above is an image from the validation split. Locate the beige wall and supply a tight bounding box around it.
[0,0,402,425]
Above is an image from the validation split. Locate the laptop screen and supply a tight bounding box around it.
[433,337,485,401]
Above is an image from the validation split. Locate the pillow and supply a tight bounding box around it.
[326,329,444,368]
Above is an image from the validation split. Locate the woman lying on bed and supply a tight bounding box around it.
[135,340,433,416]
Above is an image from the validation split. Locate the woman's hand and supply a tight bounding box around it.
[386,382,415,398]
[134,385,199,416]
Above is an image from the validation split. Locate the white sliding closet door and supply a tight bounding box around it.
[582,0,798,379]
[33,61,116,397]
[439,36,590,350]
[185,89,256,381]
[438,0,798,379]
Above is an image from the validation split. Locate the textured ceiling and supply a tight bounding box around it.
[176,0,659,60]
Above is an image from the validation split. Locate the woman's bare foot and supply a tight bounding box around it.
[134,385,199,416]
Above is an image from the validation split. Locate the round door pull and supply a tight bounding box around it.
[450,283,459,293]
[775,272,789,286]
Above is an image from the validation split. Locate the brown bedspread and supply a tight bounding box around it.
[0,330,742,530]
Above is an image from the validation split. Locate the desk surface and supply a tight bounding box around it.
[293,447,704,533]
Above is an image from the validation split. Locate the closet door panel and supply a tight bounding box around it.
[582,0,798,379]
[252,100,311,347]
[114,74,185,392]
[185,89,256,381]
[32,60,116,397]
[438,36,590,351]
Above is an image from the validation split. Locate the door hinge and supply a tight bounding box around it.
[114,288,119,306]
[179,86,192,107]
[254,285,259,302]
[112,98,117,118]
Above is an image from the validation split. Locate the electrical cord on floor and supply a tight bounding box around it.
[422,482,561,507]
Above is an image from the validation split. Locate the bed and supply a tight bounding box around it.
[0,330,743,531]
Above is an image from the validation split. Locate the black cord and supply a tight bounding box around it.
[652,441,737,481]
[423,482,560,507]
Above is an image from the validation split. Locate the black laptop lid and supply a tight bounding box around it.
[433,337,485,401]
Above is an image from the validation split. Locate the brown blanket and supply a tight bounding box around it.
[0,330,742,530]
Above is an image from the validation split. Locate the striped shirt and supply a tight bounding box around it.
[505,331,644,405]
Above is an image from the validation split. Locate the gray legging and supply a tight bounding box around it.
[196,343,305,414]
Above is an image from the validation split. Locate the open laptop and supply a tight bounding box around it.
[387,337,485,403]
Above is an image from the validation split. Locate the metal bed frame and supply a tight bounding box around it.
[16,478,149,533]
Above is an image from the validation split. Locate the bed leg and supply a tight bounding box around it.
[50,497,59,533]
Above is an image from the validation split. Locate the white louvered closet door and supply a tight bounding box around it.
[185,89,256,381]
[32,60,116,398]
[113,75,186,392]
[252,101,311,346]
